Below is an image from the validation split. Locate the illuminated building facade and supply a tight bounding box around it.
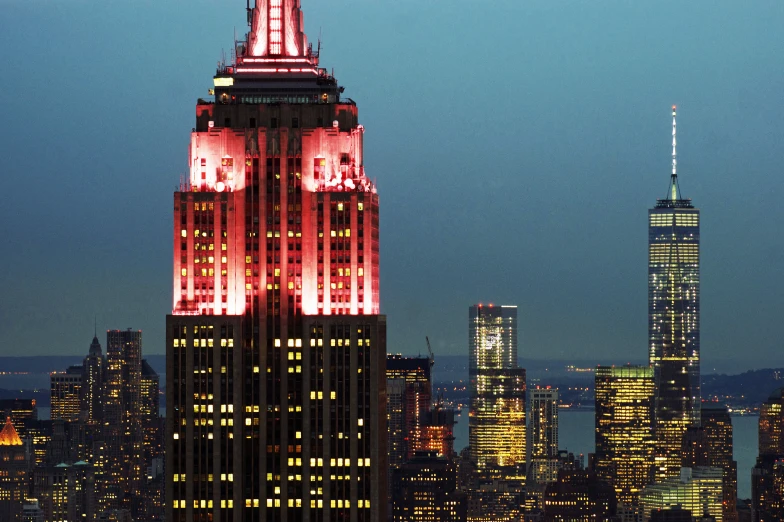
[0,399,37,437]
[387,355,432,470]
[468,305,525,473]
[33,461,97,522]
[82,334,105,425]
[0,418,27,522]
[418,406,456,459]
[542,469,617,521]
[391,452,463,522]
[759,389,784,456]
[649,107,700,480]
[699,407,738,522]
[639,467,722,522]
[595,365,655,509]
[165,2,386,521]
[103,329,144,515]
[529,387,558,460]
[140,360,161,461]
[752,390,784,521]
[50,365,82,422]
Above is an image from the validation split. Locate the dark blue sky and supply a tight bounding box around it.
[1,1,782,369]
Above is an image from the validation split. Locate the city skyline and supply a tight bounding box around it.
[2,1,784,368]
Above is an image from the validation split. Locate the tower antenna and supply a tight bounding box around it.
[670,105,678,200]
[247,0,253,27]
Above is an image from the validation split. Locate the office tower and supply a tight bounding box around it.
[418,405,456,458]
[103,329,144,515]
[751,456,784,522]
[700,407,738,522]
[595,365,655,509]
[165,2,386,521]
[387,355,432,470]
[528,387,560,486]
[759,388,784,456]
[391,452,463,522]
[33,461,97,522]
[466,479,526,522]
[0,399,37,437]
[83,333,105,424]
[542,469,617,521]
[0,418,27,522]
[530,387,559,459]
[468,304,526,473]
[50,365,82,422]
[140,360,161,460]
[649,107,701,480]
[640,467,723,522]
[752,389,784,522]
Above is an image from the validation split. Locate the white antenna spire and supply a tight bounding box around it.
[671,105,678,200]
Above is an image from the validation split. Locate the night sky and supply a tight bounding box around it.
[1,1,782,369]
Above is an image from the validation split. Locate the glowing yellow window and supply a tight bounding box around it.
[181,268,187,277]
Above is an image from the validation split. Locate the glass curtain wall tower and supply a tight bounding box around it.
[165,2,386,521]
[649,107,700,480]
[468,304,525,474]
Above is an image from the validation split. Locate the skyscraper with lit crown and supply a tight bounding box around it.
[649,106,700,480]
[165,2,386,521]
[468,304,525,474]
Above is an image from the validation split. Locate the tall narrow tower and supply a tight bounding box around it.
[468,304,526,474]
[649,106,700,480]
[165,2,386,521]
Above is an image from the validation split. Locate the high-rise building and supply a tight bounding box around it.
[165,2,386,521]
[33,461,97,522]
[700,407,738,522]
[752,389,784,522]
[759,389,784,456]
[528,387,559,486]
[649,107,700,480]
[50,365,83,422]
[82,333,105,425]
[640,467,723,522]
[595,365,655,510]
[529,387,559,460]
[103,329,144,515]
[140,360,161,460]
[387,355,432,472]
[0,399,37,437]
[391,452,463,522]
[542,468,617,521]
[0,417,27,522]
[21,500,44,522]
[468,304,526,473]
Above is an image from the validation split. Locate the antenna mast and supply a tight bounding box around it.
[671,105,678,200]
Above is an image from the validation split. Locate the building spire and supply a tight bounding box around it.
[247,0,308,58]
[670,105,678,200]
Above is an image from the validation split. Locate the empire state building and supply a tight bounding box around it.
[165,2,386,521]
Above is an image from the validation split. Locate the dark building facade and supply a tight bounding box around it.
[165,2,386,521]
[391,452,463,522]
[649,107,700,480]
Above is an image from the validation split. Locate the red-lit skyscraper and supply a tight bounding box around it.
[165,2,386,521]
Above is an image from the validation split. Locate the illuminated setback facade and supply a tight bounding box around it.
[640,467,722,522]
[649,107,700,480]
[468,305,525,472]
[595,365,655,508]
[50,365,82,422]
[165,2,386,521]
